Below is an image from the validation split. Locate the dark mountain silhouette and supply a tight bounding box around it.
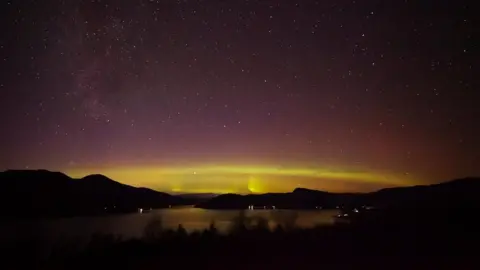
[196,177,480,209]
[0,170,187,218]
[362,177,480,208]
[2,169,478,216]
[174,193,219,199]
[174,193,219,205]
[196,189,357,209]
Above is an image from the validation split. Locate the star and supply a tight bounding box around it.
[0,0,477,193]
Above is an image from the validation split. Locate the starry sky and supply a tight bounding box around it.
[0,0,477,194]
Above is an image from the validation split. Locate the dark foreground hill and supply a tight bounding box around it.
[196,177,480,210]
[0,170,187,218]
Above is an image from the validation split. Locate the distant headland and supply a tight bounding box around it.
[0,170,479,218]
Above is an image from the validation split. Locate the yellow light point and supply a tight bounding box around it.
[65,164,417,193]
[247,176,264,193]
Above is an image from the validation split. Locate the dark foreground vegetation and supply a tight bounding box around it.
[2,207,479,270]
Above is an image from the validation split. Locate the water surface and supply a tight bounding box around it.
[1,207,340,243]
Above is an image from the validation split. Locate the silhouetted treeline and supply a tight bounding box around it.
[2,208,479,269]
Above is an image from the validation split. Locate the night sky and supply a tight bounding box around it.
[0,0,477,193]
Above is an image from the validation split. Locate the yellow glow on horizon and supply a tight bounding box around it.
[247,176,264,193]
[65,164,417,193]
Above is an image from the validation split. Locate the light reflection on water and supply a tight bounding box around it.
[1,207,340,242]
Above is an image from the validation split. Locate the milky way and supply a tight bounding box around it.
[0,0,477,193]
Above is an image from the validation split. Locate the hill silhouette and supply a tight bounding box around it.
[2,170,479,216]
[174,193,219,199]
[196,177,480,210]
[0,170,187,218]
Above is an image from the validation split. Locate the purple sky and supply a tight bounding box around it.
[0,0,478,192]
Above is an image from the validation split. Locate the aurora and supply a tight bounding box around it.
[65,164,417,194]
[2,0,477,198]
